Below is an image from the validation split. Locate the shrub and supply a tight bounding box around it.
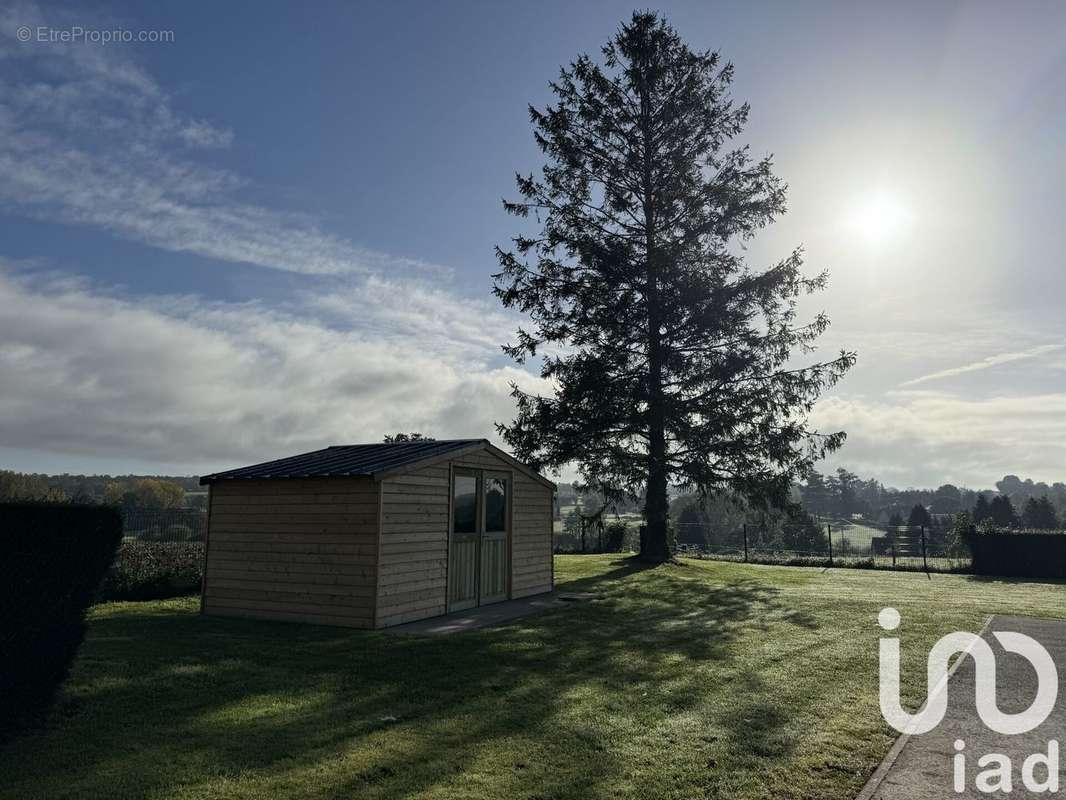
[98,540,204,600]
[949,512,974,556]
[0,503,122,739]
[603,521,628,552]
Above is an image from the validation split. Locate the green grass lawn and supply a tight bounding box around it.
[3,557,1066,799]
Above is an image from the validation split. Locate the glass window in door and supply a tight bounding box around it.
[453,473,477,533]
[484,476,507,532]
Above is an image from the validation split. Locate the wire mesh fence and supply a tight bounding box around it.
[675,520,972,572]
[120,508,207,541]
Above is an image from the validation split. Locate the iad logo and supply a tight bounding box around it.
[878,608,1061,794]
[878,607,1058,735]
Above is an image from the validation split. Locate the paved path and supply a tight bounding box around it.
[860,615,1066,798]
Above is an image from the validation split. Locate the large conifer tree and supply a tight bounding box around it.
[494,13,855,561]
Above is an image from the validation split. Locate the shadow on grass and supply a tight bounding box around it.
[961,573,1066,587]
[1,561,818,799]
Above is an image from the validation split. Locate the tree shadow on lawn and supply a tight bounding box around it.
[961,573,1066,588]
[1,563,818,800]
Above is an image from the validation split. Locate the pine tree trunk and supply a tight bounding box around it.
[643,239,670,561]
[643,284,671,561]
[643,431,672,561]
[637,67,671,564]
[642,285,671,562]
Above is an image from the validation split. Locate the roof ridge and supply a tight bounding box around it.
[326,438,484,449]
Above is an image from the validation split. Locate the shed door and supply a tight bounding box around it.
[448,469,510,612]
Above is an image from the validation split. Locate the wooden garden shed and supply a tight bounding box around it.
[198,439,555,628]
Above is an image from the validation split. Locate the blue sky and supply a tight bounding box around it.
[1,0,1064,487]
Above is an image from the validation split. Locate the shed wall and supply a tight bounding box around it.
[449,449,553,599]
[203,477,379,628]
[511,470,554,598]
[375,463,450,627]
[375,447,554,627]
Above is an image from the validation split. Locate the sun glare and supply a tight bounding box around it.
[847,189,913,246]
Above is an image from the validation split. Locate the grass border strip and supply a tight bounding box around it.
[854,613,994,800]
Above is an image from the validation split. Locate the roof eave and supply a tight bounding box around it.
[200,471,369,485]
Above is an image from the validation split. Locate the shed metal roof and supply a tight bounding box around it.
[199,439,555,489]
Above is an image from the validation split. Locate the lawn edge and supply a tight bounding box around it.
[854,613,994,800]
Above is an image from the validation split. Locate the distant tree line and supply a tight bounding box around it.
[0,471,67,503]
[0,470,198,509]
[970,493,1060,531]
[797,468,1066,530]
[382,433,434,443]
[103,479,186,511]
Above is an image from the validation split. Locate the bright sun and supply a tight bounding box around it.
[847,189,913,246]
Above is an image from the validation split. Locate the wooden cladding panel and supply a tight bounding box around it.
[512,474,552,597]
[203,599,373,627]
[203,477,379,629]
[376,463,450,626]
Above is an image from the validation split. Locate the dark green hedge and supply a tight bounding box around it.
[1,504,122,739]
[970,532,1066,579]
[99,540,204,600]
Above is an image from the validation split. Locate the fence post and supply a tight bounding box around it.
[827,523,834,566]
[743,523,748,562]
[921,525,928,572]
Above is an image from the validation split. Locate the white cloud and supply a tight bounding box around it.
[812,391,1066,488]
[0,269,544,472]
[305,276,519,358]
[899,344,1064,387]
[0,1,443,277]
